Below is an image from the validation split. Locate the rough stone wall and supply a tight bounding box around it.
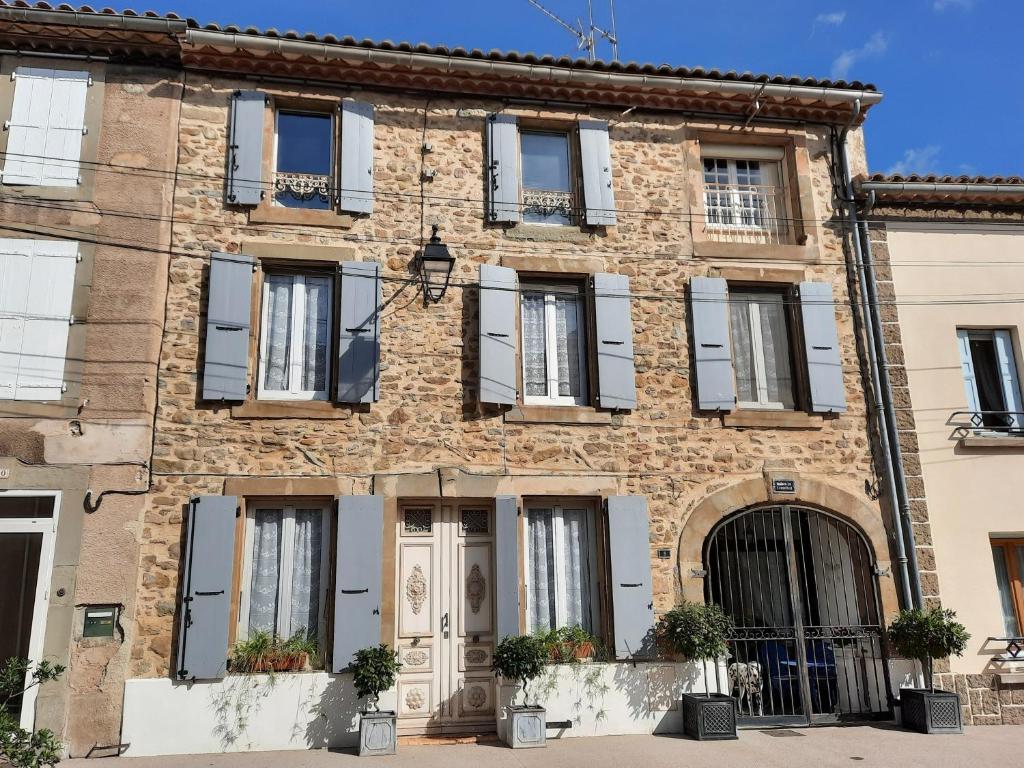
[131,74,890,680]
[934,672,1024,726]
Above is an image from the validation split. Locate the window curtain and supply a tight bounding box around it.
[288,509,323,639]
[526,509,556,632]
[729,294,793,407]
[560,509,588,630]
[757,296,794,408]
[730,300,756,403]
[991,546,1020,637]
[249,509,282,634]
[263,276,293,391]
[301,276,331,393]
[526,508,590,633]
[522,294,547,397]
[554,295,582,398]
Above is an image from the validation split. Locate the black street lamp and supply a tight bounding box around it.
[418,225,455,305]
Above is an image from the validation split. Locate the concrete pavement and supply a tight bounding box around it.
[64,725,1024,767]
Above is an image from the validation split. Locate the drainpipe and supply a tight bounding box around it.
[836,104,921,610]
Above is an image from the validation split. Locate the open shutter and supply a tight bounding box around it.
[578,120,616,226]
[690,276,735,411]
[202,252,254,401]
[333,495,384,672]
[495,495,520,641]
[956,329,980,413]
[226,90,266,206]
[486,114,520,223]
[336,261,381,403]
[339,100,374,214]
[0,239,31,399]
[799,281,846,413]
[176,495,236,681]
[593,272,636,410]
[479,264,518,405]
[606,496,654,660]
[994,330,1023,427]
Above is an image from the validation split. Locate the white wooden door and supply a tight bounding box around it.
[395,502,496,735]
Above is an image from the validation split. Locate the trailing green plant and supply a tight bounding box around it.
[230,629,318,673]
[351,645,401,712]
[535,625,601,664]
[655,602,734,696]
[281,629,320,668]
[492,635,546,706]
[887,607,970,692]
[1,657,65,768]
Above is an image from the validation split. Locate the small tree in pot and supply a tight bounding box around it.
[657,602,738,741]
[887,608,970,734]
[351,645,402,756]
[492,635,547,748]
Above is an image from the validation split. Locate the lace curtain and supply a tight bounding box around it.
[730,293,793,407]
[301,277,331,393]
[263,276,293,391]
[522,294,547,397]
[522,292,583,399]
[289,509,323,638]
[248,509,282,633]
[526,508,590,632]
[555,296,582,398]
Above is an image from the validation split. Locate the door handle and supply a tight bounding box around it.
[441,611,449,639]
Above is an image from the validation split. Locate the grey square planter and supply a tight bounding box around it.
[899,689,963,734]
[358,710,397,756]
[503,705,546,748]
[680,693,738,741]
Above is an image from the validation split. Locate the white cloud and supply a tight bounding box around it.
[886,145,942,176]
[933,0,974,11]
[815,11,847,26]
[831,31,889,80]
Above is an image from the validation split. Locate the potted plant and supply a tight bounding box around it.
[492,634,547,748]
[229,629,316,673]
[351,644,402,756]
[657,602,737,741]
[887,607,970,734]
[538,625,599,663]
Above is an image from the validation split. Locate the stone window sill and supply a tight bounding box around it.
[694,240,818,263]
[231,400,356,419]
[504,405,612,425]
[722,410,824,430]
[503,224,599,244]
[249,205,355,229]
[957,435,1024,449]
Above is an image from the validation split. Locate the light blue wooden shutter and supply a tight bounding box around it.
[333,495,384,673]
[690,276,735,411]
[994,330,1023,427]
[176,495,236,681]
[956,329,981,413]
[579,120,616,226]
[339,100,374,214]
[495,495,520,641]
[202,252,254,401]
[606,496,654,660]
[226,90,265,206]
[479,264,518,405]
[799,281,847,413]
[337,261,381,403]
[486,114,519,223]
[593,272,636,410]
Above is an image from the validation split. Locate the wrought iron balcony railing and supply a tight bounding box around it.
[948,410,1024,437]
[274,171,333,205]
[986,637,1024,663]
[522,187,575,225]
[703,182,790,245]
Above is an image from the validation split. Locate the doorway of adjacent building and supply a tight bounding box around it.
[393,501,496,736]
[704,505,892,726]
[0,492,58,729]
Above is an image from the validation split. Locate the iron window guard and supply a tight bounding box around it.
[986,636,1024,663]
[948,410,1024,438]
[274,171,333,204]
[522,187,576,223]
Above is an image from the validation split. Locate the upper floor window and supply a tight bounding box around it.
[729,289,795,410]
[273,111,334,210]
[521,282,588,406]
[957,328,1023,432]
[520,130,575,226]
[2,68,89,187]
[701,145,787,245]
[992,539,1024,638]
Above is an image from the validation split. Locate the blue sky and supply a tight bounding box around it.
[154,0,1023,177]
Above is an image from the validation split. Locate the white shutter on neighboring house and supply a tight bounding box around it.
[956,329,981,414]
[0,239,77,400]
[3,68,89,187]
[994,330,1023,426]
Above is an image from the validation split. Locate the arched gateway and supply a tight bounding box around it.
[704,505,892,725]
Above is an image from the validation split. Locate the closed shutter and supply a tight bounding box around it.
[336,261,381,403]
[333,495,384,673]
[593,272,636,409]
[226,90,266,206]
[339,100,374,214]
[606,496,654,660]
[176,495,236,681]
[486,114,520,223]
[578,120,616,226]
[202,252,254,401]
[3,68,88,187]
[0,238,76,401]
[799,281,847,413]
[495,495,520,641]
[478,264,518,405]
[993,330,1023,427]
[690,276,735,411]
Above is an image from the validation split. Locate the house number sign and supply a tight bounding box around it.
[772,479,796,494]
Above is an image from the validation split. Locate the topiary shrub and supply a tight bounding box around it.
[656,602,734,696]
[887,607,970,692]
[492,635,546,706]
[351,644,402,712]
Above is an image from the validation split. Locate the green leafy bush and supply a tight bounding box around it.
[535,625,602,664]
[887,608,970,691]
[230,629,319,673]
[656,602,734,695]
[351,645,401,712]
[1,657,65,768]
[492,635,546,706]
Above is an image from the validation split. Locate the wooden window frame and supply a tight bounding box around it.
[271,108,337,213]
[519,281,590,407]
[992,538,1024,637]
[518,124,582,228]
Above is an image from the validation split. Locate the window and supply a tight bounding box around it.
[521,131,574,226]
[238,504,331,646]
[258,272,333,401]
[702,149,786,243]
[729,289,796,410]
[992,539,1024,637]
[524,504,600,634]
[273,111,334,210]
[0,238,77,401]
[958,329,1023,431]
[2,68,89,187]
[521,283,588,406]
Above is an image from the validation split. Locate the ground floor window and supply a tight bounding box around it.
[524,503,600,634]
[992,538,1024,637]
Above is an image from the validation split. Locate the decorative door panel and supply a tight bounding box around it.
[458,677,496,717]
[397,679,434,718]
[398,643,432,673]
[398,542,434,638]
[459,642,492,672]
[459,541,493,637]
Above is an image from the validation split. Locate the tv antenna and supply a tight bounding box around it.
[526,0,620,62]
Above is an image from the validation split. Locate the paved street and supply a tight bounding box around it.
[65,725,1024,768]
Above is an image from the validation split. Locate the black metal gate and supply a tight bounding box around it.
[704,506,892,725]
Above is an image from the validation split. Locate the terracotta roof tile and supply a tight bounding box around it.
[868,173,1024,186]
